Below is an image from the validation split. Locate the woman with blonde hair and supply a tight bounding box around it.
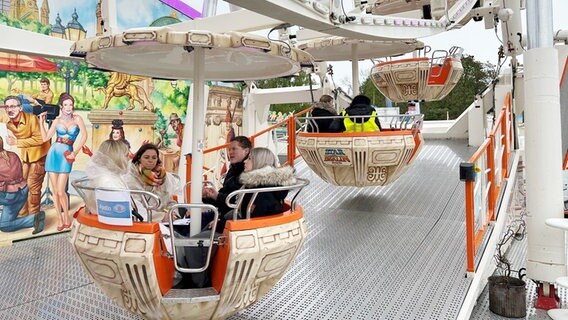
[83,139,130,213]
[207,147,296,232]
[238,147,296,218]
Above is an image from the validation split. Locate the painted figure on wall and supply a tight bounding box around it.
[39,93,87,231]
[108,119,134,158]
[169,113,184,148]
[18,77,54,105]
[0,136,45,234]
[4,95,50,219]
[96,72,155,111]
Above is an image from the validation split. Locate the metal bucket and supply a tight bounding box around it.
[488,275,527,318]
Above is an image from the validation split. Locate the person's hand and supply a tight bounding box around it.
[39,111,48,122]
[7,135,16,145]
[206,219,219,230]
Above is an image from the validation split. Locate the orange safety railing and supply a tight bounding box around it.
[463,92,513,273]
[185,108,312,201]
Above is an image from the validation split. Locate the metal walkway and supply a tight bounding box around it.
[0,139,551,320]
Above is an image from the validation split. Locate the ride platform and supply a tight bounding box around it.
[0,140,561,319]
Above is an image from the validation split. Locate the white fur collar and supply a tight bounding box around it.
[239,166,296,187]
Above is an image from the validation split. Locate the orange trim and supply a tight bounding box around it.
[486,140,495,221]
[407,131,422,164]
[564,150,568,170]
[427,57,454,85]
[467,139,490,163]
[560,56,568,89]
[154,233,175,295]
[211,230,230,293]
[211,205,304,292]
[298,129,416,139]
[465,180,475,273]
[75,207,174,295]
[75,207,159,233]
[225,206,304,231]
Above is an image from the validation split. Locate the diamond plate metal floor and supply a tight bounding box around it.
[0,139,518,320]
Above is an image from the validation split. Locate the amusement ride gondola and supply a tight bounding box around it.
[69,27,313,320]
[296,46,463,187]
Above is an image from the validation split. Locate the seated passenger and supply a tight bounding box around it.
[124,143,180,220]
[84,139,129,213]
[329,94,382,133]
[201,136,251,228]
[208,147,296,232]
[307,94,338,132]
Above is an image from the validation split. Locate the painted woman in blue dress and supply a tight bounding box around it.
[39,93,87,231]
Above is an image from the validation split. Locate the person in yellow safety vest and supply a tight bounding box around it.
[329,94,382,133]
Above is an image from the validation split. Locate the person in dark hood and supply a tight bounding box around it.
[308,94,337,132]
[329,94,382,133]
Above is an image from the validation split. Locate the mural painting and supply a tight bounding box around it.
[0,0,196,244]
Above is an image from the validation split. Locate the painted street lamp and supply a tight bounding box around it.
[65,9,86,42]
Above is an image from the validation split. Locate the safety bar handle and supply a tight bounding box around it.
[167,203,219,274]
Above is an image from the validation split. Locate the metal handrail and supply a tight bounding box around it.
[299,114,424,132]
[462,92,513,273]
[71,176,161,222]
[167,203,219,274]
[225,177,310,220]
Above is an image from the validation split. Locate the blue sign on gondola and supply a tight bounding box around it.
[96,189,133,226]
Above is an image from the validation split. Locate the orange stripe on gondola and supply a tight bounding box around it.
[560,56,568,89]
[75,207,160,233]
[74,207,174,295]
[211,205,304,292]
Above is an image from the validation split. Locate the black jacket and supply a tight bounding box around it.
[238,166,297,218]
[329,103,382,132]
[308,102,338,133]
[204,161,245,215]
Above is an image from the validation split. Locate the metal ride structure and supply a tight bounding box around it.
[68,26,314,319]
[1,0,567,319]
[70,0,565,318]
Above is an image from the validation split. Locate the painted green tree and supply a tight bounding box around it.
[0,13,51,34]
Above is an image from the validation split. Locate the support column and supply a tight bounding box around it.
[351,44,359,96]
[525,0,565,287]
[189,48,206,236]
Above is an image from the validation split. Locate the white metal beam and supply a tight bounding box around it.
[167,9,283,33]
[0,25,77,60]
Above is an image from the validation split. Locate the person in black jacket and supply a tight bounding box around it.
[329,94,382,133]
[201,136,251,227]
[308,94,338,132]
[206,147,296,231]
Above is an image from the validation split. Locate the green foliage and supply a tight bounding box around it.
[0,13,51,35]
[255,71,312,114]
[359,55,496,120]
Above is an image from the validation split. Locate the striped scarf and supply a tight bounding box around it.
[139,165,166,187]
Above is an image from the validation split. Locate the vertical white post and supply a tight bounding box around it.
[189,47,206,237]
[101,0,118,35]
[202,0,218,18]
[525,0,566,283]
[351,43,360,96]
